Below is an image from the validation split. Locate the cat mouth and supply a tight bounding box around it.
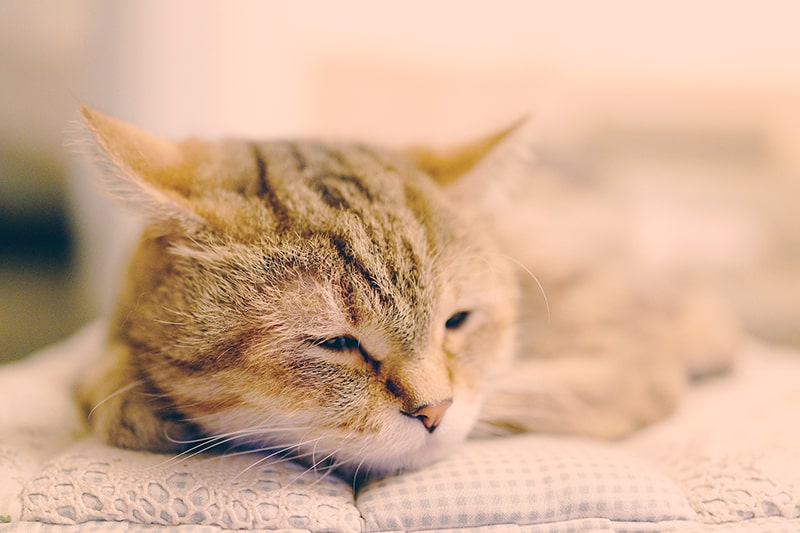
[336,394,479,477]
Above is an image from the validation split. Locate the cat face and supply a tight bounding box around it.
[81,107,521,476]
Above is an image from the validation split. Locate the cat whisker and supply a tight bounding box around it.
[229,450,298,481]
[161,306,192,318]
[233,430,364,488]
[156,436,242,468]
[217,442,299,460]
[163,426,272,446]
[499,253,551,325]
[341,439,373,487]
[150,318,186,326]
[231,435,331,482]
[287,441,353,487]
[157,426,292,468]
[87,380,144,421]
[349,454,370,488]
[330,437,376,483]
[211,424,324,461]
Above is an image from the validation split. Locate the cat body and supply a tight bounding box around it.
[76,107,738,478]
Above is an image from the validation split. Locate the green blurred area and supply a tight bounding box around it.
[0,146,89,362]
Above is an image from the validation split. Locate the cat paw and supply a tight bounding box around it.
[476,352,686,440]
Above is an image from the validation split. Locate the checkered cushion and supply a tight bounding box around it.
[357,435,695,531]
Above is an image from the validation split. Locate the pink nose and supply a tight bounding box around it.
[410,400,452,433]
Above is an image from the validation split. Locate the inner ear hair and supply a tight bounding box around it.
[78,104,205,230]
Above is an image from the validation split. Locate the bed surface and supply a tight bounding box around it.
[1,322,799,532]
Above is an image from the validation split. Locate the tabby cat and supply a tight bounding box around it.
[76,106,739,478]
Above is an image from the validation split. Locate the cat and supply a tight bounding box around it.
[75,106,739,479]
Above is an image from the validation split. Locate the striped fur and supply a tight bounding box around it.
[76,107,519,476]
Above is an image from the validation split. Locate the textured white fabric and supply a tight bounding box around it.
[0,523,293,533]
[20,438,361,531]
[4,518,800,533]
[623,341,800,525]
[357,435,694,531]
[2,324,800,533]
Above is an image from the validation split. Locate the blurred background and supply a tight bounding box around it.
[1,0,798,362]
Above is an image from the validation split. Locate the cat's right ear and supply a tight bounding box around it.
[78,105,205,232]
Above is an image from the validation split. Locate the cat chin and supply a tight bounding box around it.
[330,392,482,478]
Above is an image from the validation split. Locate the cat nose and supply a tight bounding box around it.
[408,399,452,433]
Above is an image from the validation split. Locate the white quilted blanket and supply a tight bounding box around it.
[1,322,799,532]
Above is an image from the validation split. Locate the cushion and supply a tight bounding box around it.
[18,434,694,532]
[21,438,362,532]
[357,435,694,531]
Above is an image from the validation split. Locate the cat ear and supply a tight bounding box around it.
[407,117,532,187]
[78,105,205,230]
[407,118,538,218]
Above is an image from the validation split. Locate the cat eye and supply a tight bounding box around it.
[313,335,380,372]
[316,335,360,352]
[445,311,470,330]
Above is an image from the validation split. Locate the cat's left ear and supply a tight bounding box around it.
[406,117,537,212]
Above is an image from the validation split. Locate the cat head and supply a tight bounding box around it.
[80,106,530,477]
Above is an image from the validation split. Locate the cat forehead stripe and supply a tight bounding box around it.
[252,142,378,223]
[288,142,307,171]
[251,144,291,232]
[311,173,374,212]
[327,231,393,308]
